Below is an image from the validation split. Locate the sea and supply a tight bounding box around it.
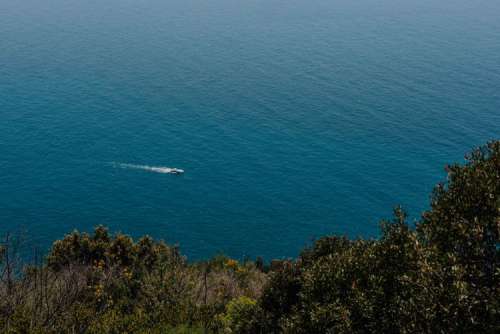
[1,0,499,259]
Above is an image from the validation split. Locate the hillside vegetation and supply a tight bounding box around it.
[1,141,499,333]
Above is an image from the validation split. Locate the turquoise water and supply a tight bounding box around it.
[1,0,499,259]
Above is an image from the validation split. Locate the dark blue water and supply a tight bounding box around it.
[1,0,499,259]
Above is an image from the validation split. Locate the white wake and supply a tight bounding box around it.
[112,163,183,174]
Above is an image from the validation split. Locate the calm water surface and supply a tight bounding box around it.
[1,0,499,259]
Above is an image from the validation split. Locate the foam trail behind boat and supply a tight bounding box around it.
[112,163,181,174]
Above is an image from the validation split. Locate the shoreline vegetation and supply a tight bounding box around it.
[1,141,499,333]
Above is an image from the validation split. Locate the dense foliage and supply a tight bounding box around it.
[0,229,266,333]
[252,141,500,333]
[1,141,499,333]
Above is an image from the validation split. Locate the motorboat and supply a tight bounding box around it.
[170,168,184,175]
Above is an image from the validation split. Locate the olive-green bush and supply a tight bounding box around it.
[253,141,500,333]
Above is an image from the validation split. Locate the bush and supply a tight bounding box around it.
[0,227,266,333]
[257,141,500,333]
[219,296,260,334]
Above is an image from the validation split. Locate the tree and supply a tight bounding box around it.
[257,141,500,333]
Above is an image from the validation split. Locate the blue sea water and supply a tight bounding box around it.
[1,0,499,259]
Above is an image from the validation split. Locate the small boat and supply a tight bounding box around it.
[169,168,184,175]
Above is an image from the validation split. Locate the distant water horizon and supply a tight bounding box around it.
[1,0,499,259]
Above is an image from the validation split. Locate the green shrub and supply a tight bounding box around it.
[257,141,500,333]
[219,296,259,334]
